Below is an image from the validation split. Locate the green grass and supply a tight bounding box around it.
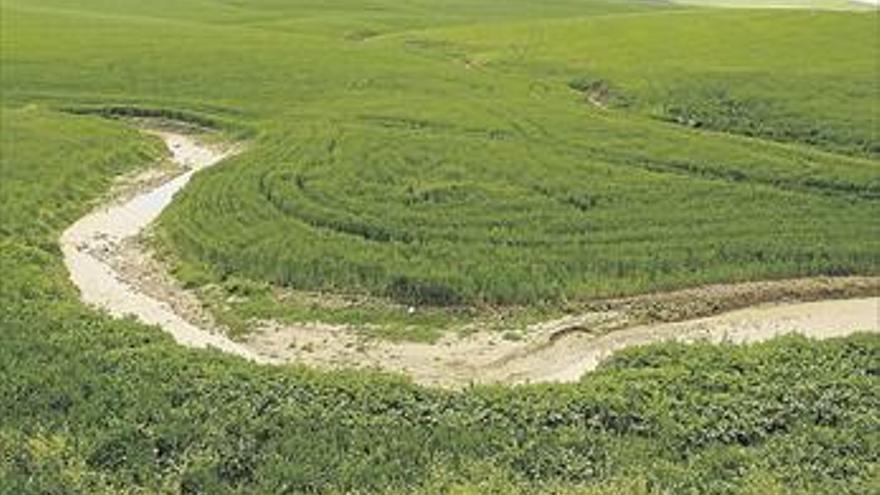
[427,9,879,156]
[672,0,874,9]
[0,107,165,244]
[2,3,879,492]
[4,0,877,323]
[1,107,878,494]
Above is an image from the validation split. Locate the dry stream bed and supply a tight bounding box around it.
[61,126,880,387]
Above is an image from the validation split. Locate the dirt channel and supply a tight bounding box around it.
[61,126,879,388]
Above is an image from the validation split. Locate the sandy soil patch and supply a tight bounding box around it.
[249,286,878,387]
[490,296,879,384]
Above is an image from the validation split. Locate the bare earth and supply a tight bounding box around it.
[61,128,274,364]
[61,127,880,388]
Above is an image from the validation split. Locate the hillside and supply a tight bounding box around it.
[1,1,878,493]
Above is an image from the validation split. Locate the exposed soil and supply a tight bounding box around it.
[488,296,879,384]
[61,124,879,388]
[61,126,274,364]
[580,276,880,328]
[248,280,877,387]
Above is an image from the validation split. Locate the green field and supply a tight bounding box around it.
[160,7,879,316]
[3,0,878,321]
[2,106,879,493]
[2,0,879,493]
[673,0,875,9]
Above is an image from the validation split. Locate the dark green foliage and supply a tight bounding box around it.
[386,276,464,306]
[659,83,878,158]
[61,104,253,138]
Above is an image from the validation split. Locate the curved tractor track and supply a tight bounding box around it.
[61,126,879,387]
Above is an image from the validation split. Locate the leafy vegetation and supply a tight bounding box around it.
[1,109,878,494]
[1,1,879,493]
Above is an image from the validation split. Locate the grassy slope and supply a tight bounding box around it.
[1,107,878,494]
[158,9,879,317]
[3,1,878,321]
[1,2,879,491]
[672,0,873,9]
[426,9,879,156]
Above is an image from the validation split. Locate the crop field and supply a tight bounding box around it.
[4,0,878,320]
[2,108,879,493]
[1,0,879,493]
[165,8,879,311]
[673,0,877,9]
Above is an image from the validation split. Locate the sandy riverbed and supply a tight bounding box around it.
[60,129,273,363]
[60,126,879,387]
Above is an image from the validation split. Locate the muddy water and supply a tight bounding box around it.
[60,131,273,363]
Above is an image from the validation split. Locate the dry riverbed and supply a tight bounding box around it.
[61,124,880,388]
[61,126,273,363]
